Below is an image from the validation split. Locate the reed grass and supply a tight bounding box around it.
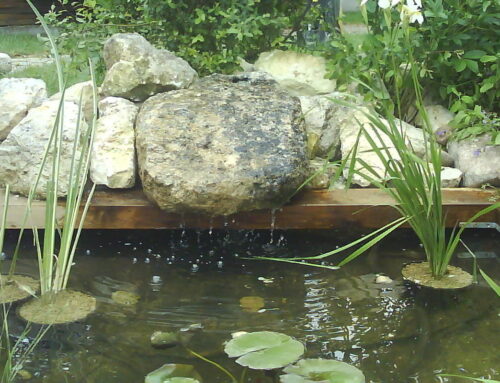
[8,0,98,296]
[1,186,50,382]
[255,18,500,279]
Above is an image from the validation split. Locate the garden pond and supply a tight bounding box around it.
[2,228,499,383]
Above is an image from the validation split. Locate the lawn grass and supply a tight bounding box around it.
[341,11,364,24]
[1,63,91,96]
[0,33,48,57]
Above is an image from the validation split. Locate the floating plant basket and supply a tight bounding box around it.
[18,289,96,325]
[0,274,39,304]
[402,262,473,290]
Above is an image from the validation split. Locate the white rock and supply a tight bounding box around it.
[447,134,500,187]
[339,108,431,187]
[90,97,138,188]
[0,100,87,197]
[0,78,47,140]
[375,275,393,284]
[50,81,95,123]
[299,94,342,158]
[416,104,454,133]
[416,104,455,145]
[441,167,463,188]
[255,50,336,96]
[0,53,12,75]
[100,33,198,102]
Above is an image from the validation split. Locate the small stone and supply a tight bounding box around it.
[375,275,393,284]
[111,290,140,305]
[150,331,179,349]
[441,167,463,188]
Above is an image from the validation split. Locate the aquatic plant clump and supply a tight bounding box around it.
[18,289,96,325]
[402,262,473,290]
[0,275,38,304]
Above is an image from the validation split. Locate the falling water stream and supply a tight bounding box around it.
[1,228,499,383]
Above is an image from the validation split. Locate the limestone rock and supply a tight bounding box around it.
[136,73,307,216]
[447,135,500,187]
[299,94,341,159]
[101,33,198,102]
[440,167,462,188]
[0,100,87,197]
[0,78,47,140]
[254,50,336,96]
[90,97,137,188]
[50,81,95,123]
[416,104,455,145]
[339,109,429,187]
[0,53,12,75]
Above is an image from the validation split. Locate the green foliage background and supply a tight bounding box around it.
[46,0,309,76]
[328,0,499,142]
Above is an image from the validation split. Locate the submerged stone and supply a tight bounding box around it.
[150,331,179,349]
[136,73,308,216]
[111,290,140,305]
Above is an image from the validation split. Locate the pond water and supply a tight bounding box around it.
[2,228,499,383]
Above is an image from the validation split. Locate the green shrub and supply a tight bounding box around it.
[327,0,500,140]
[45,0,309,76]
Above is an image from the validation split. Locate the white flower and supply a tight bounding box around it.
[378,0,400,9]
[401,2,424,24]
[360,0,369,5]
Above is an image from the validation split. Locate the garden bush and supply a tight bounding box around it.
[45,0,310,77]
[328,0,499,141]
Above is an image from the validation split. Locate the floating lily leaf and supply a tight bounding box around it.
[280,359,365,383]
[145,364,202,383]
[224,331,304,370]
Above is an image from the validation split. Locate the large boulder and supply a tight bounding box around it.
[136,73,308,216]
[0,78,47,140]
[0,53,12,75]
[0,100,87,197]
[90,97,138,188]
[254,50,336,96]
[447,135,500,187]
[100,33,198,102]
[50,81,95,123]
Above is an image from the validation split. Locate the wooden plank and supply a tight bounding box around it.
[0,188,498,230]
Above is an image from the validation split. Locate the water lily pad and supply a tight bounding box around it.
[145,364,202,383]
[224,331,304,370]
[280,359,365,383]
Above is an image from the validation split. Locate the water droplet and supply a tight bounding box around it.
[132,257,138,264]
[144,258,150,264]
[85,249,91,255]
